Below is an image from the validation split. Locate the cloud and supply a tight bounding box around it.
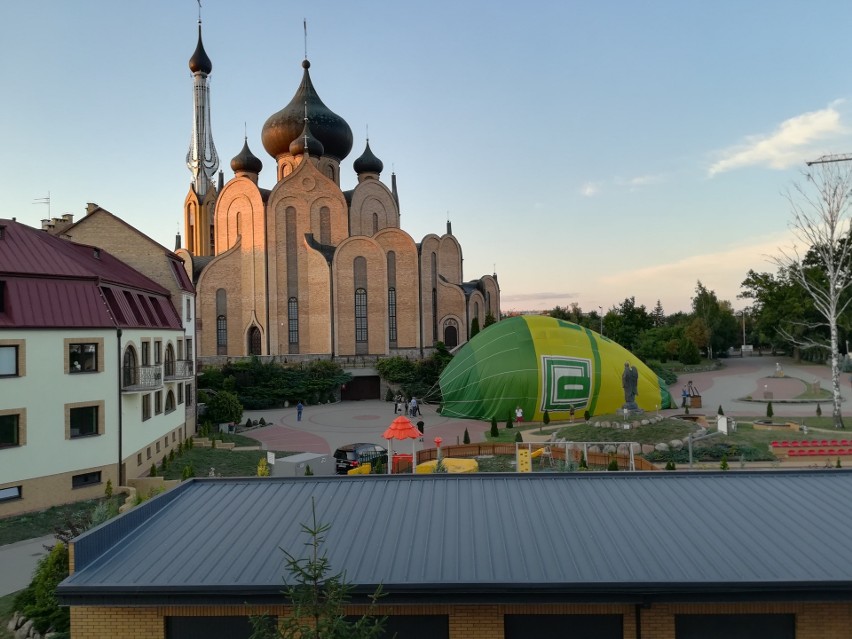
[708,106,846,176]
[580,182,601,197]
[626,173,666,187]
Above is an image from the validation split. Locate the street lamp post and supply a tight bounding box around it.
[598,306,603,336]
[740,310,746,356]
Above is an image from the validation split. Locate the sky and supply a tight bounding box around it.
[3,1,852,315]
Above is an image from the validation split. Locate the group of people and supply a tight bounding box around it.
[394,394,422,418]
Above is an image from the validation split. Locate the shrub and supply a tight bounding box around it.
[211,435,217,448]
[13,542,70,635]
[181,464,195,480]
[607,458,619,471]
[104,478,113,499]
[177,441,183,456]
[665,460,676,471]
[150,463,157,477]
[837,457,842,469]
[817,403,822,417]
[206,390,244,425]
[579,451,588,469]
[304,465,314,476]
[385,388,395,402]
[720,455,729,471]
[463,428,470,444]
[543,409,550,426]
[169,449,175,462]
[766,401,773,418]
[259,417,267,426]
[506,414,513,429]
[718,405,724,416]
[583,410,590,421]
[257,458,270,477]
[490,417,499,438]
[514,431,523,442]
[245,417,253,429]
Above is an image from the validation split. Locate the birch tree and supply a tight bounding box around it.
[776,162,852,428]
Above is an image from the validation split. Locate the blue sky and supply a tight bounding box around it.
[3,1,852,314]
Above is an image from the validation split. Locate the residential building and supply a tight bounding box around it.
[59,472,852,638]
[0,219,193,517]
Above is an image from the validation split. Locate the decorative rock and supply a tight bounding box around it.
[15,619,33,639]
[632,421,641,429]
[642,444,656,455]
[603,444,617,454]
[6,612,19,632]
[654,443,670,452]
[641,419,650,426]
[33,630,42,639]
[670,439,683,450]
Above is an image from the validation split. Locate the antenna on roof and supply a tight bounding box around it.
[33,191,50,217]
[303,19,308,59]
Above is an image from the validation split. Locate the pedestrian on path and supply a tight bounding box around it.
[297,401,304,421]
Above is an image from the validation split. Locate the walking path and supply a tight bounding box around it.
[0,535,54,596]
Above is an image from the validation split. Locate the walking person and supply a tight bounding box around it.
[409,397,418,418]
[297,401,304,422]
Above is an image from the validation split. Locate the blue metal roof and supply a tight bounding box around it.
[58,472,852,605]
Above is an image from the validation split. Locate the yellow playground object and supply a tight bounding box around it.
[347,463,372,475]
[415,458,479,474]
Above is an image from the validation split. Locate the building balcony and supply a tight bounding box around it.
[122,365,163,393]
[164,359,194,381]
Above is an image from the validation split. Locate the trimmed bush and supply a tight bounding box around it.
[720,455,729,471]
[817,403,822,417]
[664,460,676,471]
[104,479,113,499]
[583,410,590,421]
[607,458,619,471]
[490,416,499,438]
[463,428,470,444]
[150,463,157,477]
[543,409,550,426]
[717,405,724,416]
[766,401,773,418]
[506,414,514,429]
[514,431,523,442]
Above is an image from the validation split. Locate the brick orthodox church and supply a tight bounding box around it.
[176,21,500,359]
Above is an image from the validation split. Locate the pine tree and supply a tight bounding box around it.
[720,455,729,471]
[543,409,550,426]
[506,414,514,429]
[463,428,470,444]
[490,416,499,438]
[514,431,523,442]
[717,405,724,416]
[767,401,774,418]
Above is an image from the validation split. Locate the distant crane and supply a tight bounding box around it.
[806,154,852,166]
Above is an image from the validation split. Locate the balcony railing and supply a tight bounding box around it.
[122,365,163,392]
[164,359,194,380]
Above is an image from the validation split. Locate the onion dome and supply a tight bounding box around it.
[188,24,212,75]
[230,138,263,174]
[289,120,325,157]
[262,59,353,161]
[353,140,383,175]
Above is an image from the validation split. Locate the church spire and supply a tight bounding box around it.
[186,9,219,199]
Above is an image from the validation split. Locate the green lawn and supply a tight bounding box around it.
[160,447,297,480]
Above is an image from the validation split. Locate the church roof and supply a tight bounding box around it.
[188,24,212,75]
[261,59,353,161]
[353,140,383,175]
[230,138,263,174]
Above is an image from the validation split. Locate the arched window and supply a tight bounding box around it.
[355,288,368,343]
[320,206,331,245]
[388,287,397,343]
[486,291,492,315]
[122,345,137,388]
[443,319,459,349]
[248,326,262,355]
[165,390,176,414]
[217,316,227,348]
[164,343,176,378]
[288,297,299,344]
[474,302,480,324]
[372,212,378,235]
[432,289,438,343]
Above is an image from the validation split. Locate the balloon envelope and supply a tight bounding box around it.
[439,315,673,421]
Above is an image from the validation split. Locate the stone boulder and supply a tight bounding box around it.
[670,439,683,450]
[15,619,33,639]
[655,443,670,452]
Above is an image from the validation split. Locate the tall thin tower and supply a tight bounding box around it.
[186,14,219,198]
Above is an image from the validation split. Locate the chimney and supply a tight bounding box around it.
[86,203,99,215]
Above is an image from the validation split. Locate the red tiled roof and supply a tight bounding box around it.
[0,219,182,330]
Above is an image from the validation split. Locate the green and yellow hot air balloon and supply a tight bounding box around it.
[438,315,672,421]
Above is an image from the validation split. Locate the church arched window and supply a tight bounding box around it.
[165,390,176,414]
[320,206,331,245]
[372,212,378,235]
[216,289,227,355]
[216,316,227,349]
[432,289,438,343]
[355,288,368,343]
[288,297,299,344]
[388,287,397,343]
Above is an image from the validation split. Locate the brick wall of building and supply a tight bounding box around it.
[69,600,852,639]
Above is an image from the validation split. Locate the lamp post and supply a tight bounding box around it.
[598,306,603,336]
[741,310,746,355]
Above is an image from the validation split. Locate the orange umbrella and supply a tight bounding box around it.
[383,416,422,474]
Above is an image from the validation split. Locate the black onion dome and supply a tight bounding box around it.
[230,138,263,174]
[353,140,383,175]
[188,25,212,74]
[289,121,325,157]
[261,59,353,161]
